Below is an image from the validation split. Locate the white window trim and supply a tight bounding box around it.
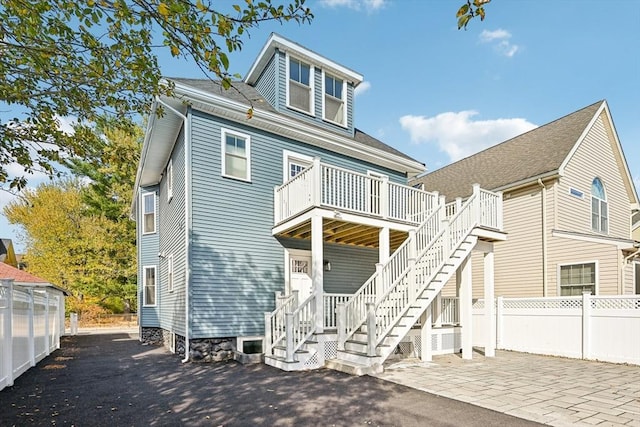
[221,128,252,182]
[556,260,599,296]
[321,70,347,128]
[285,53,315,117]
[167,254,174,293]
[591,177,608,235]
[142,192,156,235]
[282,150,313,182]
[167,159,173,202]
[142,265,157,307]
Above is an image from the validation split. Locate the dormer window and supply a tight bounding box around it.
[288,56,313,114]
[323,73,346,126]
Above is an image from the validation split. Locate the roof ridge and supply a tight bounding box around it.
[427,100,605,174]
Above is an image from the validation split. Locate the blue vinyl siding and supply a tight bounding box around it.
[190,109,404,338]
[139,185,160,327]
[279,238,378,294]
[253,53,277,107]
[157,126,187,336]
[274,50,355,137]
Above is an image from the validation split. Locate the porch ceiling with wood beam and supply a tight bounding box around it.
[275,218,407,251]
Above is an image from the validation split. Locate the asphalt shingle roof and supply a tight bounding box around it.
[413,101,604,201]
[0,262,48,284]
[169,78,419,164]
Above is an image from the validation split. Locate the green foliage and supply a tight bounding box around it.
[3,125,142,314]
[457,0,491,29]
[0,0,313,190]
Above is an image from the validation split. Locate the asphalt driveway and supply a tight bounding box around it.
[0,330,542,426]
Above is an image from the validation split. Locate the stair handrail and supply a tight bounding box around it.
[264,293,298,356]
[339,198,445,349]
[372,187,481,346]
[285,293,316,362]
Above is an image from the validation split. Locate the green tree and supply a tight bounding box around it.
[0,0,313,190]
[4,125,142,314]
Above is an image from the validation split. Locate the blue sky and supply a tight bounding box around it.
[2,0,639,252]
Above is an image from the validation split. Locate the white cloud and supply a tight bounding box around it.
[319,0,386,11]
[400,110,537,162]
[354,81,371,97]
[479,28,520,58]
[479,29,511,43]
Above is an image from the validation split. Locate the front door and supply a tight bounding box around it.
[290,254,313,302]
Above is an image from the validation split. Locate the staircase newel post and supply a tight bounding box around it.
[473,183,481,225]
[285,312,295,363]
[312,157,322,207]
[292,290,299,308]
[441,218,450,259]
[407,229,417,301]
[366,302,377,357]
[380,176,389,219]
[264,312,272,356]
[337,302,346,351]
[375,263,384,301]
[496,191,504,230]
[274,291,283,308]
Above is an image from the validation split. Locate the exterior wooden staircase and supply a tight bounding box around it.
[264,184,502,374]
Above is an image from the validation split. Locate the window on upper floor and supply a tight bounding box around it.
[559,262,596,296]
[167,159,173,202]
[221,129,251,182]
[142,193,156,234]
[591,178,608,234]
[288,56,313,114]
[323,73,346,126]
[143,266,157,306]
[283,150,313,181]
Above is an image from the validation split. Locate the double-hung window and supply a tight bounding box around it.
[324,73,345,125]
[143,193,156,234]
[559,263,596,296]
[221,129,251,181]
[591,178,608,233]
[143,266,157,306]
[288,56,313,114]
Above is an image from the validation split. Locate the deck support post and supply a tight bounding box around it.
[311,214,324,333]
[285,313,295,363]
[484,246,496,357]
[457,256,473,360]
[420,306,432,362]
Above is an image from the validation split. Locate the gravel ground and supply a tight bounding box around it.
[0,331,543,426]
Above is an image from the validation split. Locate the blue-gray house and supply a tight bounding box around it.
[133,33,504,374]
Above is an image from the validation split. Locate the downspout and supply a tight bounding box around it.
[156,97,191,363]
[538,179,548,297]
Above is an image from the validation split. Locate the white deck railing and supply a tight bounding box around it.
[274,158,439,225]
[1,279,64,392]
[323,293,351,329]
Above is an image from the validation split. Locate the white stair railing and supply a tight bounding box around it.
[285,294,316,362]
[264,293,297,357]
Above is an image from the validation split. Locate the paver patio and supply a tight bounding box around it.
[373,349,640,427]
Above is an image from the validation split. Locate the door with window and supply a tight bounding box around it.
[290,254,313,302]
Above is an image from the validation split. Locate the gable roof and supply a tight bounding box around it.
[413,101,625,201]
[0,262,70,295]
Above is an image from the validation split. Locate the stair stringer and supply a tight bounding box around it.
[333,233,478,369]
[264,336,321,371]
[376,234,477,361]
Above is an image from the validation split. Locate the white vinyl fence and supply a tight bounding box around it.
[1,279,65,391]
[473,294,640,365]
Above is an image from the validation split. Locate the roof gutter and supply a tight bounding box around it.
[155,96,192,364]
[493,170,561,195]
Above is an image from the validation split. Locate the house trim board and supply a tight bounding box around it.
[552,229,636,250]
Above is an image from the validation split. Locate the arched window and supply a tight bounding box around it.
[591,178,608,233]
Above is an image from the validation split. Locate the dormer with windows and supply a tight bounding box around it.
[245,33,362,137]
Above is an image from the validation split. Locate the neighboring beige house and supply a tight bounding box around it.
[633,211,640,241]
[413,100,640,297]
